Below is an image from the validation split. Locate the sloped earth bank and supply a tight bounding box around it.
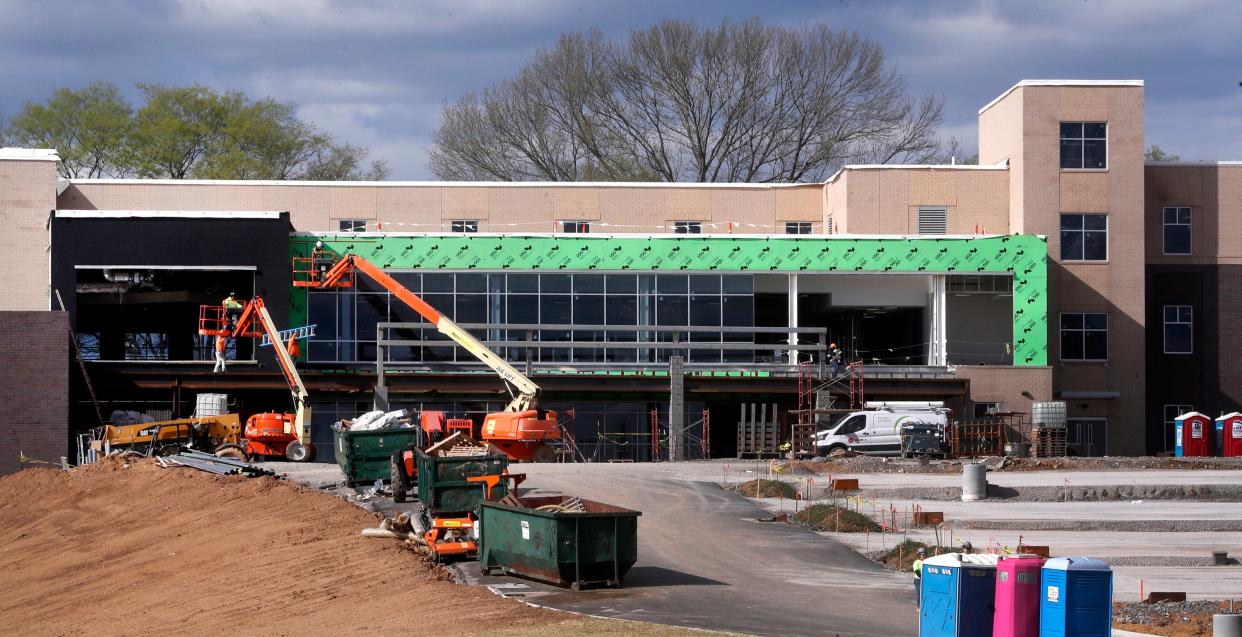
[0,460,701,637]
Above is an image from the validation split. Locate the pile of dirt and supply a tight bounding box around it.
[799,456,962,475]
[1113,599,1240,636]
[0,459,683,636]
[793,503,881,533]
[874,539,953,572]
[735,478,797,499]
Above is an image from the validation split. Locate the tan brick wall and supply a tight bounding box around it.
[832,169,1009,235]
[1145,164,1242,264]
[1017,85,1147,454]
[955,365,1054,412]
[979,87,1026,233]
[0,159,57,310]
[0,311,69,474]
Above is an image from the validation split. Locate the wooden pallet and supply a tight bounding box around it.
[1032,427,1067,458]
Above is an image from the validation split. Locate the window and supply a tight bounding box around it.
[451,219,479,233]
[77,333,101,360]
[1060,313,1107,361]
[834,414,866,435]
[785,222,812,235]
[1163,404,1193,453]
[1163,207,1191,255]
[1060,122,1107,169]
[561,220,591,233]
[339,219,367,232]
[973,402,1003,418]
[673,221,702,234]
[1060,214,1108,261]
[124,333,169,360]
[1163,305,1193,354]
[917,207,947,235]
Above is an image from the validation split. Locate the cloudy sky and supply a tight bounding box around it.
[2,0,1239,179]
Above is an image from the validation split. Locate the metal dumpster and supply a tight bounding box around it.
[332,422,421,486]
[478,495,641,590]
[415,448,509,516]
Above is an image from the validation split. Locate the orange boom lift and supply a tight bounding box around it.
[294,250,560,462]
[198,296,315,461]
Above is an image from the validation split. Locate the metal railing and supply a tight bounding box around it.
[375,322,828,376]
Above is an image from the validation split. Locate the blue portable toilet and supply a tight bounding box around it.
[1039,557,1112,637]
[919,552,999,637]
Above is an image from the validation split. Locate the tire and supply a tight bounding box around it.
[285,441,314,462]
[212,443,250,463]
[391,452,409,504]
[827,445,848,458]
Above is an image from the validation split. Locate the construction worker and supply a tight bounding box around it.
[311,240,334,282]
[961,541,974,554]
[829,343,844,379]
[213,334,228,373]
[287,334,301,363]
[223,292,244,330]
[913,547,926,608]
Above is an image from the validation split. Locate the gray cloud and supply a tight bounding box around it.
[2,0,1239,178]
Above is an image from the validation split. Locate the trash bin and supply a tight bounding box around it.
[415,448,509,516]
[994,555,1044,637]
[1219,412,1242,458]
[919,552,999,637]
[1039,557,1112,637]
[478,495,641,589]
[332,422,422,485]
[1174,412,1212,457]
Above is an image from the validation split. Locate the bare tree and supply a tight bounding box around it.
[430,18,946,182]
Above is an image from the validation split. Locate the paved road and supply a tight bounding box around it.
[465,465,916,637]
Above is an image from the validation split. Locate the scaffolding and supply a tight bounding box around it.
[790,360,866,457]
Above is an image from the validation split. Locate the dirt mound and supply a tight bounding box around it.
[793,503,880,533]
[735,479,797,499]
[0,459,587,636]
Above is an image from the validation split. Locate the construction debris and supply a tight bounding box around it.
[155,448,276,477]
[424,431,492,457]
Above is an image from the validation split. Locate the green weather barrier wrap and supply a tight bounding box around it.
[290,234,1047,366]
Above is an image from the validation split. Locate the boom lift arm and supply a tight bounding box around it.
[199,297,312,456]
[313,254,541,413]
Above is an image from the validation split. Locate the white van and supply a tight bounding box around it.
[814,401,950,456]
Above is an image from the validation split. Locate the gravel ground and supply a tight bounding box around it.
[1113,599,1240,632]
[799,455,1242,475]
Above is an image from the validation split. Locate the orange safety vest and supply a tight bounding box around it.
[215,335,227,353]
[287,335,301,359]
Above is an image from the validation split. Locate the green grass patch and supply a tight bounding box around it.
[735,479,797,499]
[880,539,942,571]
[794,503,881,533]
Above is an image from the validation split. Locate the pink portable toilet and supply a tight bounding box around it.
[994,555,1045,637]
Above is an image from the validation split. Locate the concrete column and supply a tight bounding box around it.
[668,355,685,461]
[787,273,799,365]
[927,275,947,366]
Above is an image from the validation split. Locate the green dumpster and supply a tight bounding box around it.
[478,496,641,589]
[332,422,421,486]
[415,448,509,516]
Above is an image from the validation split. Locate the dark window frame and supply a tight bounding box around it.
[1060,213,1109,261]
[451,219,479,233]
[1163,305,1193,354]
[785,221,813,235]
[1059,312,1108,362]
[1162,207,1191,255]
[1059,122,1108,170]
[560,220,591,233]
[673,221,703,234]
[338,219,367,232]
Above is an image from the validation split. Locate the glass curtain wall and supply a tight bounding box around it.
[307,272,755,365]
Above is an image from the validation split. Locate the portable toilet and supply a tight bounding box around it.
[994,555,1044,637]
[1039,557,1112,637]
[920,552,999,637]
[1219,413,1242,458]
[1174,412,1212,457]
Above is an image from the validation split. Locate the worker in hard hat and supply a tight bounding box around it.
[961,541,973,554]
[213,334,228,373]
[311,240,334,281]
[912,547,926,608]
[222,292,244,330]
[829,342,844,379]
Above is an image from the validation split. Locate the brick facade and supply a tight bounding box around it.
[0,311,69,475]
[0,154,58,311]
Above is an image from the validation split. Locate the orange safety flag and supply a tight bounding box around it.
[287,335,301,359]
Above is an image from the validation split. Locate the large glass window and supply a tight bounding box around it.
[1060,122,1107,169]
[1060,214,1108,261]
[307,271,756,365]
[1060,313,1107,361]
[1163,305,1192,354]
[1163,207,1191,255]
